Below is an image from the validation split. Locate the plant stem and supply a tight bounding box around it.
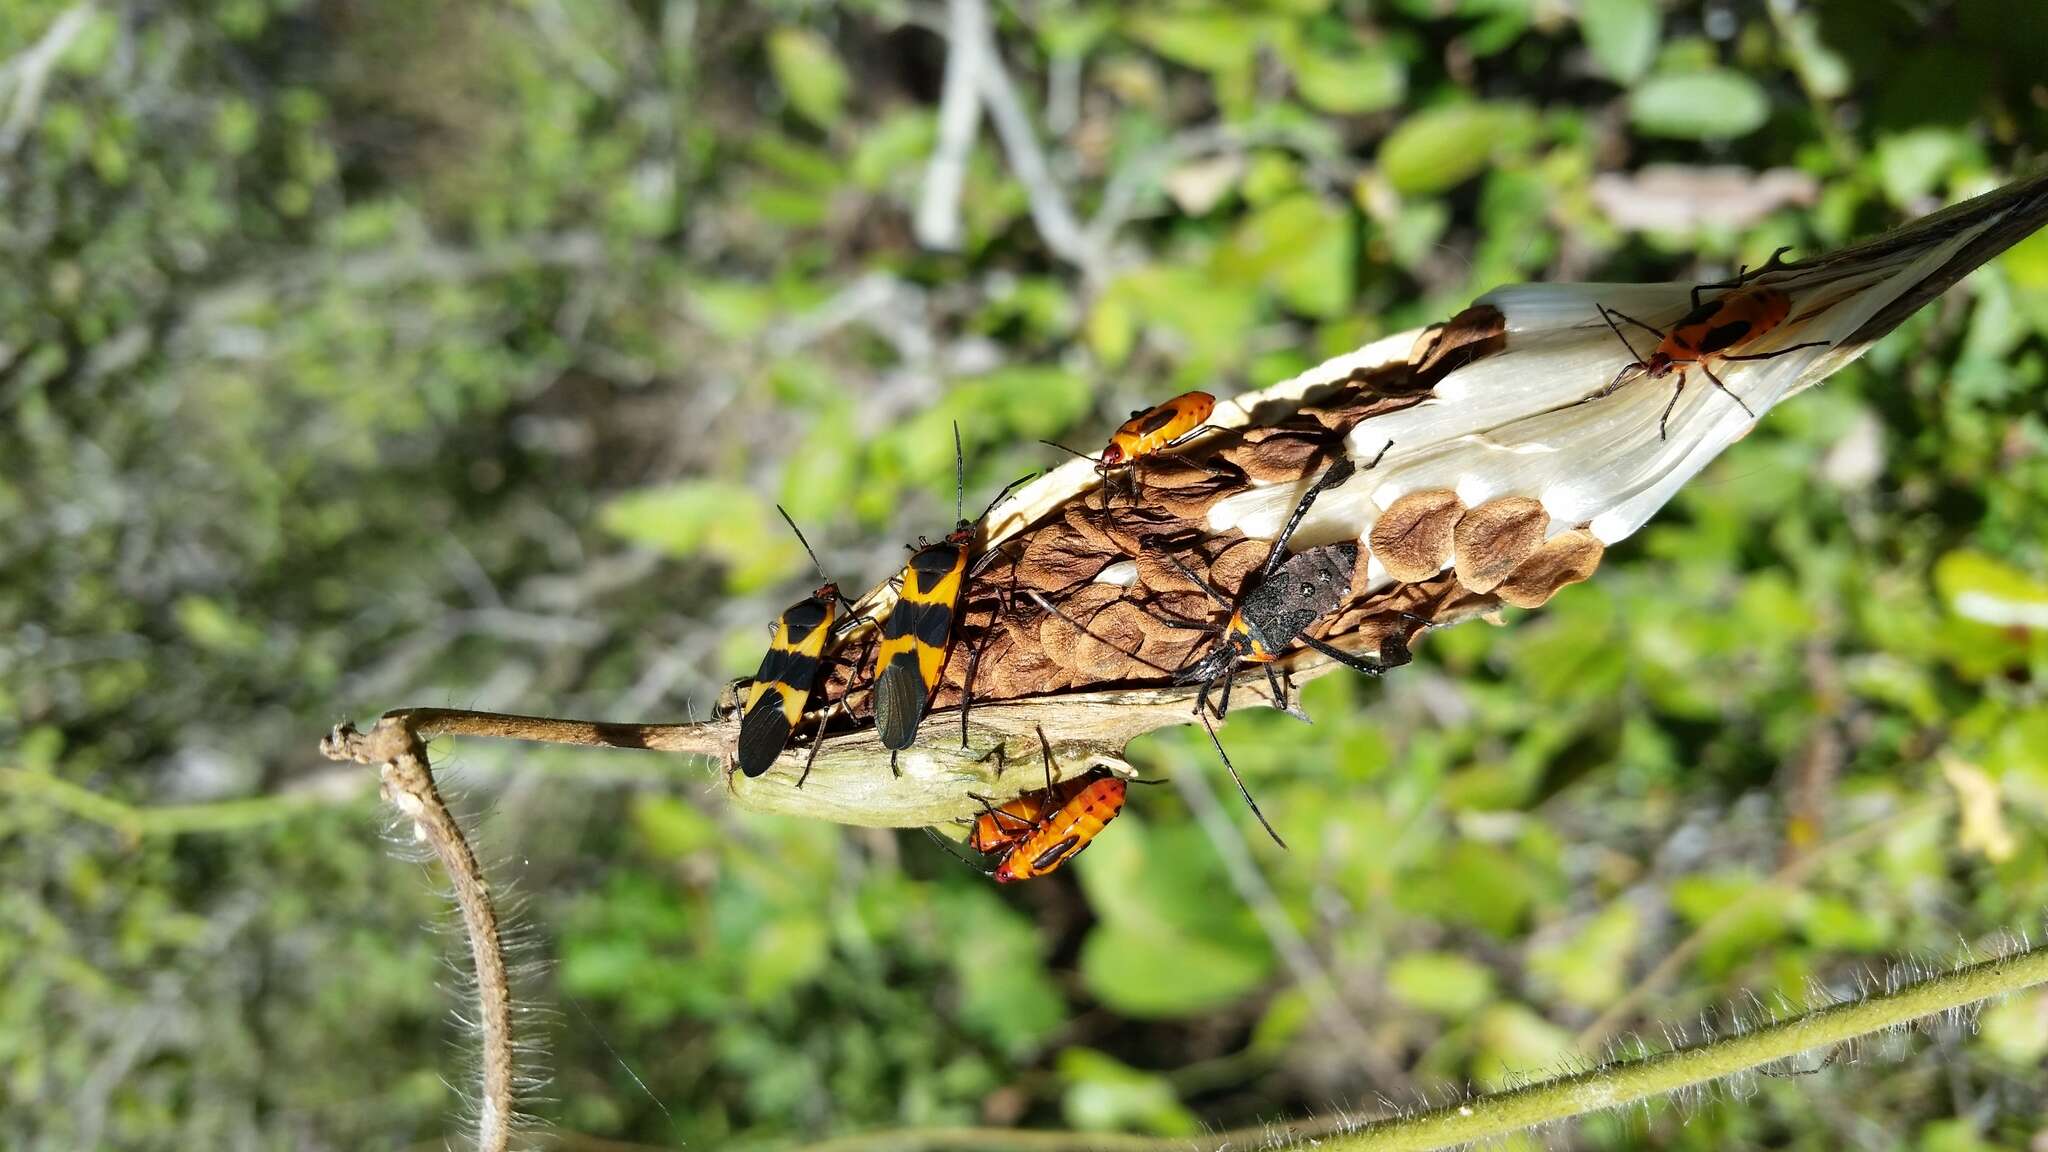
[788,939,2048,1152]
[0,767,333,840]
[1324,942,2048,1151]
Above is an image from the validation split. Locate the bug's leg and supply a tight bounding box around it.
[1699,361,1756,420]
[1264,455,1357,577]
[1361,438,1394,472]
[1659,371,1687,441]
[1719,341,1831,363]
[1215,665,1237,720]
[1300,633,1398,676]
[923,826,995,875]
[959,641,985,750]
[794,702,840,790]
[1036,725,1058,792]
[1585,360,1645,404]
[1199,710,1287,849]
[1732,246,1797,289]
[1163,551,1236,610]
[889,749,900,777]
[1266,661,1312,722]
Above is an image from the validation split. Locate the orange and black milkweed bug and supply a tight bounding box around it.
[873,426,1032,766]
[932,727,1135,883]
[736,508,859,783]
[1045,389,1221,506]
[1594,248,1831,439]
[992,769,1127,883]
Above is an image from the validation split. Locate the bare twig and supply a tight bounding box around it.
[913,0,1096,273]
[970,14,1092,273]
[323,724,516,1152]
[0,2,95,156]
[913,0,988,252]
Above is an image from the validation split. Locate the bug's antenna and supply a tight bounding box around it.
[952,421,966,526]
[776,505,832,585]
[1039,439,1100,464]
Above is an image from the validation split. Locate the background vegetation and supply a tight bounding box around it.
[4,1,2047,1149]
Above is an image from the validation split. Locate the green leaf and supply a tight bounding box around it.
[1378,103,1513,196]
[767,27,848,129]
[1627,69,1771,140]
[1529,902,1640,1008]
[1875,128,1968,208]
[1579,0,1661,84]
[1288,43,1406,115]
[1058,1048,1199,1135]
[1977,989,2048,1065]
[1471,1004,1575,1092]
[598,480,799,592]
[741,917,828,1004]
[1079,921,1272,1017]
[1934,550,2048,630]
[1388,951,1497,1016]
[1126,12,1267,75]
[1086,289,1137,368]
[940,888,1066,1054]
[629,795,719,858]
[1218,193,1354,318]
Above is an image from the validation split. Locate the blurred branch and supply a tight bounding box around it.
[913,0,1096,274]
[0,2,95,156]
[0,767,334,840]
[913,0,986,253]
[324,725,518,1152]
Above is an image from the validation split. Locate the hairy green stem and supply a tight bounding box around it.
[1324,942,2048,1151]
[792,940,2048,1152]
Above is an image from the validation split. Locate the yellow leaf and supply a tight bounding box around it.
[1941,757,2016,863]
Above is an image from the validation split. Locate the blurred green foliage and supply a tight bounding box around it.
[2,1,2045,1149]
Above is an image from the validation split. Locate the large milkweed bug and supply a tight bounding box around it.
[735,508,860,784]
[1593,248,1831,440]
[935,727,1134,883]
[1026,442,1404,849]
[1044,390,1221,506]
[872,426,1032,766]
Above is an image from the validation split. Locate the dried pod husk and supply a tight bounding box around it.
[330,172,2048,832]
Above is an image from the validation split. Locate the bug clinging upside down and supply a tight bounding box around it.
[1591,247,1832,440]
[958,728,1131,883]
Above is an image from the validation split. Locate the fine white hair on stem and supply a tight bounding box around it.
[329,722,526,1152]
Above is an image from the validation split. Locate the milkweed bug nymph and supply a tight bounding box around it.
[1044,390,1221,506]
[1593,248,1831,440]
[1152,445,1405,846]
[735,508,860,784]
[993,768,1128,883]
[872,425,1033,768]
[936,727,1133,883]
[1026,442,1406,849]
